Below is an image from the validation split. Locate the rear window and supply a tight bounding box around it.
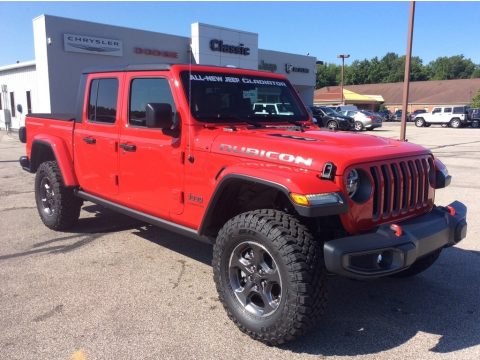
[88,78,118,123]
[453,107,466,114]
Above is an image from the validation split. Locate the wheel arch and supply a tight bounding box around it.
[198,174,293,239]
[30,137,78,186]
[198,172,347,240]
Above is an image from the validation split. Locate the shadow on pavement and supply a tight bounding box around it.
[282,246,480,355]
[11,204,478,355]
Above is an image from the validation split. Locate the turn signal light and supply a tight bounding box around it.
[390,224,402,237]
[290,193,309,206]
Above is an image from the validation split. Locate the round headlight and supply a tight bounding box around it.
[346,169,360,198]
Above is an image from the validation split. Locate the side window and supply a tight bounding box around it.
[10,92,16,117]
[87,78,118,124]
[129,78,176,127]
[26,91,32,114]
[444,107,452,113]
[432,108,441,114]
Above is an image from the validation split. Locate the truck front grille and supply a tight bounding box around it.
[370,156,433,220]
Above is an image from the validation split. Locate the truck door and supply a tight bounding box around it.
[74,76,122,198]
[431,107,442,123]
[117,75,184,219]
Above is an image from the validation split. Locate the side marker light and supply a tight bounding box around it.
[447,206,456,216]
[390,224,402,237]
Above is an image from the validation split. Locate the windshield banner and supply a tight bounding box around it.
[189,74,287,87]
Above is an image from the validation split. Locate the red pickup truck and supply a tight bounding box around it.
[19,64,467,345]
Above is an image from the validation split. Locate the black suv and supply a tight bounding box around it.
[309,106,354,130]
[468,108,480,128]
[378,109,392,121]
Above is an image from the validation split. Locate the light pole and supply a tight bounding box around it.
[337,54,350,105]
[400,1,415,141]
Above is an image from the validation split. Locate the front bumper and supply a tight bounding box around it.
[324,201,467,279]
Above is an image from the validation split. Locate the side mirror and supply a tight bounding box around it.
[145,103,173,129]
[16,104,23,114]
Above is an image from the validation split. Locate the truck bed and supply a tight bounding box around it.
[25,114,75,163]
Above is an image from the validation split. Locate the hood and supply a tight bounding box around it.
[211,127,430,174]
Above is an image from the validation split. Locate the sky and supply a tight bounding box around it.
[1,1,479,67]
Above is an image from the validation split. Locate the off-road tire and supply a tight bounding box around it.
[35,161,82,230]
[390,249,442,278]
[450,118,461,128]
[354,121,364,131]
[213,209,327,345]
[327,121,338,130]
[415,118,425,127]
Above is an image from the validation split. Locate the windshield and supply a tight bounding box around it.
[181,71,308,123]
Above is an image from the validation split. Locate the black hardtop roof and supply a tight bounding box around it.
[81,63,276,75]
[82,64,171,74]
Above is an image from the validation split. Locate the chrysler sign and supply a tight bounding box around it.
[64,34,123,57]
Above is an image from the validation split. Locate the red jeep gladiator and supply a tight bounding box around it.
[19,64,467,345]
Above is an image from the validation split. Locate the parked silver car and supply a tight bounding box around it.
[339,110,383,131]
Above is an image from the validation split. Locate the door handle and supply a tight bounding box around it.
[83,136,96,144]
[120,143,136,152]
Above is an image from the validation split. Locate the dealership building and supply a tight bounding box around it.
[0,15,316,130]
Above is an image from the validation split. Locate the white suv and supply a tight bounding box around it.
[414,106,469,128]
[253,103,294,116]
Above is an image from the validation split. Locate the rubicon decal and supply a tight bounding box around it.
[219,144,313,166]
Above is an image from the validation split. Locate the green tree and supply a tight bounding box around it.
[427,55,477,80]
[471,89,480,108]
[315,63,340,89]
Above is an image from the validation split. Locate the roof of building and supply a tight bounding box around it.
[0,60,36,73]
[315,78,480,105]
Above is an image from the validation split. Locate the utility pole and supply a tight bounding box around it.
[337,54,350,105]
[400,1,415,141]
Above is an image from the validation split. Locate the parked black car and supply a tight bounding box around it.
[409,109,427,121]
[309,106,354,130]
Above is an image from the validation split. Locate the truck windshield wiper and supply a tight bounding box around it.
[195,113,265,128]
[252,114,306,132]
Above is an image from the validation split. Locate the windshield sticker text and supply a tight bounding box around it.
[189,74,287,87]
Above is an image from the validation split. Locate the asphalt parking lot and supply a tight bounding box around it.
[1,122,479,360]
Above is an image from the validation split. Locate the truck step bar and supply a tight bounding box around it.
[75,190,210,243]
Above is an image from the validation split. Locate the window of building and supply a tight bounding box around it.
[129,78,176,127]
[26,91,32,114]
[87,78,118,123]
[10,92,15,117]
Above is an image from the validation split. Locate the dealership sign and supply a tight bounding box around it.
[64,34,123,57]
[134,47,178,59]
[210,39,250,56]
[285,63,309,74]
